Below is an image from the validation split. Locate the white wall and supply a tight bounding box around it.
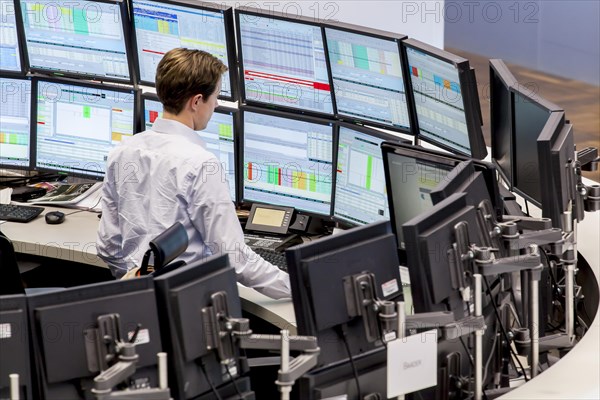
[219,0,445,48]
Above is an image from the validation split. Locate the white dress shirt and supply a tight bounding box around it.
[97,118,291,299]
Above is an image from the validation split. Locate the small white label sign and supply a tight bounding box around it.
[0,323,11,339]
[128,328,150,345]
[387,329,438,397]
[382,278,399,297]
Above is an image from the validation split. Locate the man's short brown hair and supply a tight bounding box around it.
[155,48,228,114]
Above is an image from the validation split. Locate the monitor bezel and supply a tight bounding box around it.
[129,0,237,101]
[402,38,487,159]
[510,84,563,207]
[0,74,34,170]
[0,0,28,76]
[18,0,136,84]
[489,59,518,189]
[331,121,409,227]
[235,6,336,119]
[322,20,413,135]
[139,91,241,204]
[31,75,140,180]
[239,105,336,218]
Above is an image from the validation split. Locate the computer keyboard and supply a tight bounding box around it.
[0,204,45,223]
[252,247,288,272]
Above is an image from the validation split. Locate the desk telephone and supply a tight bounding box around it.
[244,203,324,236]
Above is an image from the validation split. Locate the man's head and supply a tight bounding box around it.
[156,48,227,130]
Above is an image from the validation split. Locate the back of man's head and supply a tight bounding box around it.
[156,48,227,115]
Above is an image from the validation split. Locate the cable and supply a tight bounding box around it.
[524,200,530,216]
[199,360,223,400]
[483,277,529,382]
[336,326,362,400]
[225,362,243,399]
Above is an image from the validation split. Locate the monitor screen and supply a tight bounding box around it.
[333,123,403,225]
[19,0,132,82]
[512,88,562,206]
[242,109,334,215]
[0,0,24,73]
[404,39,486,159]
[142,94,237,201]
[489,59,518,187]
[131,0,234,99]
[0,76,31,168]
[34,78,137,179]
[154,255,244,400]
[324,25,411,132]
[0,295,32,400]
[286,220,402,367]
[381,142,456,250]
[236,7,333,115]
[26,277,163,399]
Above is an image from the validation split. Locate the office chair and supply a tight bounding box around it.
[138,222,189,276]
[0,231,26,295]
[0,232,63,295]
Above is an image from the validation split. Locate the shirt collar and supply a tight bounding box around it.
[151,118,207,149]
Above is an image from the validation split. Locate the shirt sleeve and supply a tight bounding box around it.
[186,158,291,299]
[97,162,133,279]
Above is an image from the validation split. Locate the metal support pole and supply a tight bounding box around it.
[9,374,19,400]
[157,353,167,390]
[529,277,539,378]
[397,301,406,400]
[280,330,291,400]
[474,274,483,400]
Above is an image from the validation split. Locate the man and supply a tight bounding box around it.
[97,48,290,299]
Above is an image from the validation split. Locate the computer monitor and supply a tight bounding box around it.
[235,6,333,116]
[241,107,334,215]
[296,347,388,399]
[153,254,248,399]
[33,77,138,179]
[429,160,493,211]
[130,0,236,100]
[0,0,25,74]
[402,192,483,318]
[538,112,575,230]
[323,22,411,133]
[26,277,164,399]
[286,220,403,366]
[381,142,457,252]
[332,122,407,226]
[141,92,238,202]
[0,294,32,400]
[403,39,487,159]
[511,83,563,206]
[0,75,32,169]
[489,59,519,188]
[18,0,133,82]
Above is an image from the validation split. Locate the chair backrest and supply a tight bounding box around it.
[0,231,25,295]
[139,222,189,275]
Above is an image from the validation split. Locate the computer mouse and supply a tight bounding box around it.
[45,211,66,225]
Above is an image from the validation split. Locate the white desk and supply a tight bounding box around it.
[2,201,598,396]
[1,206,298,334]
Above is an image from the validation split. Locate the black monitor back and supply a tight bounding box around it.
[0,294,32,399]
[402,193,482,318]
[27,277,163,399]
[153,254,242,400]
[286,220,403,366]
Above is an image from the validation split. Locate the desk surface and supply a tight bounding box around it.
[2,199,598,397]
[1,205,298,334]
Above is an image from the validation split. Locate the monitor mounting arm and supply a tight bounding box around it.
[85,314,171,400]
[202,291,320,400]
